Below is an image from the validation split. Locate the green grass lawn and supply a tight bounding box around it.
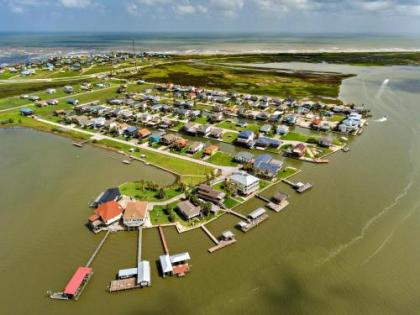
[222,131,237,143]
[277,167,299,180]
[224,197,239,209]
[119,181,182,201]
[207,151,237,166]
[216,121,239,131]
[281,132,311,142]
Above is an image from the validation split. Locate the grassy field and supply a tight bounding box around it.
[119,181,182,201]
[119,61,348,102]
[207,151,237,166]
[173,52,420,66]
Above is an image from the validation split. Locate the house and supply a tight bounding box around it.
[234,152,254,164]
[204,144,219,156]
[229,171,260,195]
[124,126,138,137]
[236,130,255,147]
[123,201,148,229]
[67,98,79,106]
[174,138,188,150]
[209,112,224,122]
[196,184,225,205]
[292,143,307,157]
[53,109,66,116]
[161,134,178,146]
[149,132,162,144]
[253,154,283,178]
[92,117,106,128]
[94,201,123,225]
[46,88,56,94]
[138,128,151,139]
[260,124,272,134]
[209,128,223,139]
[20,107,34,116]
[187,141,204,154]
[46,99,59,105]
[255,137,282,149]
[197,124,212,136]
[177,200,201,220]
[183,122,198,135]
[64,85,74,93]
[276,125,289,135]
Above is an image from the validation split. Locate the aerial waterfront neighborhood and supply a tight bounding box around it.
[1,51,369,301]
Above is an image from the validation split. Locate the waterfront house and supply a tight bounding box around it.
[255,137,282,149]
[197,124,212,136]
[234,152,254,164]
[46,88,56,94]
[20,107,34,116]
[253,154,283,178]
[292,143,307,157]
[236,130,255,147]
[187,141,204,154]
[209,128,223,139]
[91,187,121,207]
[229,171,260,195]
[204,144,219,156]
[95,201,123,225]
[260,124,273,134]
[177,200,201,220]
[123,201,148,229]
[209,112,224,123]
[149,133,162,144]
[196,184,225,205]
[183,122,198,135]
[319,136,333,148]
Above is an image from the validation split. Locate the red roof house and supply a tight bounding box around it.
[95,201,123,225]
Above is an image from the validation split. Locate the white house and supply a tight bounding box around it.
[229,171,260,195]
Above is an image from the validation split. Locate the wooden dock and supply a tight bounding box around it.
[72,140,89,148]
[238,214,269,233]
[201,225,219,245]
[109,277,139,293]
[85,230,110,268]
[137,227,142,262]
[256,194,270,203]
[267,200,290,212]
[208,239,237,253]
[158,226,170,255]
[225,209,247,220]
[282,179,313,193]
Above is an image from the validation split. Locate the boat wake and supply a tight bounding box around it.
[374,116,388,123]
[319,179,414,265]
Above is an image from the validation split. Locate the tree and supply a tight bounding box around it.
[168,210,175,222]
[202,202,212,216]
[157,188,165,199]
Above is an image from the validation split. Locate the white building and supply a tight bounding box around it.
[229,171,260,195]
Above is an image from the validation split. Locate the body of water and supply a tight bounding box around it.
[1,33,420,64]
[0,61,420,314]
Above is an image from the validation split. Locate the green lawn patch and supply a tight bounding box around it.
[119,181,182,201]
[222,131,237,143]
[207,151,237,166]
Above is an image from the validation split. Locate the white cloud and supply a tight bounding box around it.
[174,4,196,15]
[59,0,91,8]
[209,0,244,17]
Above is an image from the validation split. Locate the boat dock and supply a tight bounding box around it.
[266,200,289,212]
[109,277,139,293]
[201,225,219,245]
[256,194,270,203]
[86,230,111,267]
[137,227,142,262]
[225,209,248,220]
[158,226,170,255]
[237,214,269,232]
[72,140,89,148]
[282,179,313,193]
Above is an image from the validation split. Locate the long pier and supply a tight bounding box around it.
[86,230,110,267]
[225,209,247,220]
[256,194,270,203]
[201,225,219,245]
[282,179,296,187]
[158,226,170,255]
[137,227,143,262]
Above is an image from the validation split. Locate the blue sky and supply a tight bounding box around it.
[1,0,420,33]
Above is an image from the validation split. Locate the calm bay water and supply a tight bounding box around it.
[0,63,420,314]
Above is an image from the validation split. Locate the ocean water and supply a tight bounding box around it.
[1,32,420,63]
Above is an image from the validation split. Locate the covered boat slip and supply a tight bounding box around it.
[51,267,93,301]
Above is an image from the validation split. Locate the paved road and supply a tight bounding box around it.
[34,117,238,176]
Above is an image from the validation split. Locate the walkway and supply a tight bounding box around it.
[85,230,110,267]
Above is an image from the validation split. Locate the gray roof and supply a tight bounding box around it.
[118,268,137,279]
[248,207,266,220]
[229,171,259,187]
[137,260,151,285]
[170,252,191,264]
[159,255,173,274]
